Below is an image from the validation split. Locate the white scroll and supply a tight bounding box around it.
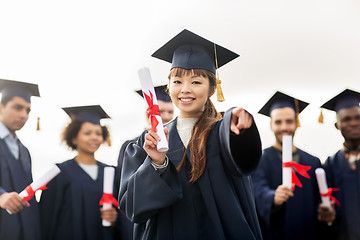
[282,135,292,189]
[19,165,61,201]
[102,167,115,227]
[315,168,331,208]
[138,67,169,152]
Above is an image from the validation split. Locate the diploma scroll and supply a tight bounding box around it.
[19,165,61,201]
[282,135,292,189]
[102,167,115,227]
[138,67,169,152]
[315,168,331,208]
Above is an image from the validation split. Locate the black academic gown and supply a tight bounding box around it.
[119,109,263,240]
[39,159,118,240]
[252,146,322,240]
[0,138,41,240]
[115,138,138,240]
[324,150,360,240]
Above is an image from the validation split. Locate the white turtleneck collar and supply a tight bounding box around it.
[176,117,198,147]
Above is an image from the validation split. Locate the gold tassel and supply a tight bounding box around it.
[294,99,301,127]
[107,131,112,147]
[216,79,225,102]
[318,109,324,123]
[214,43,225,102]
[36,117,40,131]
[296,113,301,127]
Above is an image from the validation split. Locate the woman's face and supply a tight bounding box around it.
[169,72,212,118]
[72,122,103,154]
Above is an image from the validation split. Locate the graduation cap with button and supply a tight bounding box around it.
[62,105,112,146]
[258,91,309,127]
[319,88,360,123]
[62,105,110,125]
[135,84,172,102]
[151,29,239,102]
[0,79,40,103]
[0,79,41,130]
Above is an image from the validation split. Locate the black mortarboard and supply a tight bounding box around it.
[321,89,360,112]
[62,105,110,125]
[135,84,172,102]
[151,29,239,74]
[0,79,40,103]
[258,91,309,117]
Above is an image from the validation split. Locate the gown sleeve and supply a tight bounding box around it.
[39,168,68,240]
[219,108,262,176]
[251,152,277,226]
[118,133,183,224]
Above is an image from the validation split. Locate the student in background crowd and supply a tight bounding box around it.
[0,79,41,240]
[322,89,360,240]
[252,91,335,240]
[39,105,119,240]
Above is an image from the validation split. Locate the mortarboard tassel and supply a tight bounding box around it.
[318,109,324,123]
[36,117,40,131]
[107,129,112,147]
[216,79,225,102]
[294,99,301,127]
[296,113,301,127]
[214,44,225,102]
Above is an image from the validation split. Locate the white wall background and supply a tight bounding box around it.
[0,0,359,179]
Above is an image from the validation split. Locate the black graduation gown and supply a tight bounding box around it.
[323,150,360,240]
[39,159,118,240]
[0,138,41,240]
[119,109,263,240]
[252,147,322,240]
[115,138,138,240]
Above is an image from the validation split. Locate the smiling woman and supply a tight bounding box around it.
[168,68,216,119]
[119,29,263,240]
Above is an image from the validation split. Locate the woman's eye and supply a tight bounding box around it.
[192,81,201,84]
[173,80,181,84]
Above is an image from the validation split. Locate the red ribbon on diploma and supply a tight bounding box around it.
[99,193,119,208]
[143,91,160,131]
[282,161,312,189]
[22,185,47,202]
[320,188,341,206]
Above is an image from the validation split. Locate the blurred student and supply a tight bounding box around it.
[252,91,335,240]
[39,105,119,240]
[321,89,360,240]
[0,79,41,240]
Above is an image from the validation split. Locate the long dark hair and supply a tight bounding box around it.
[168,68,222,182]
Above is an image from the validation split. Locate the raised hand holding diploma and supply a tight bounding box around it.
[315,168,338,225]
[282,135,293,189]
[315,168,331,207]
[282,135,311,190]
[99,167,118,227]
[138,67,169,152]
[315,168,340,207]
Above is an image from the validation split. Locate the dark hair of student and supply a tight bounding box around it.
[62,118,109,150]
[0,96,14,106]
[168,68,222,182]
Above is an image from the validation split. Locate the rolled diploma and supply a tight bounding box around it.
[315,168,331,208]
[282,135,292,189]
[6,165,61,214]
[138,67,169,152]
[102,167,115,227]
[19,165,61,200]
